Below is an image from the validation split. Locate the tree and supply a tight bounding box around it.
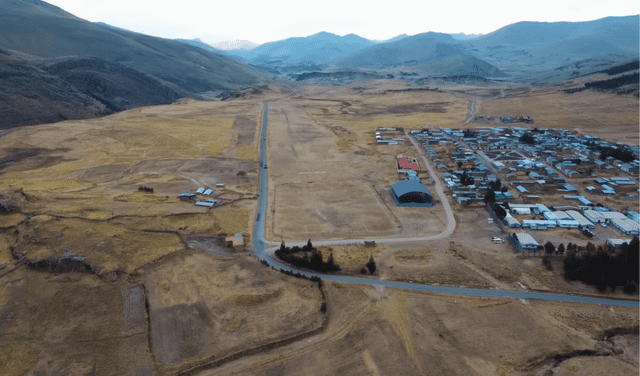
[490,203,507,219]
[460,171,474,186]
[303,239,313,252]
[327,253,335,268]
[544,241,555,255]
[519,133,535,145]
[557,243,565,256]
[488,179,502,191]
[366,255,377,274]
[457,161,463,169]
[484,189,496,205]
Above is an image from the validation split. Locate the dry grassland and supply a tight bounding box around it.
[144,252,324,374]
[317,243,386,272]
[0,269,154,376]
[13,216,185,272]
[0,99,264,272]
[476,87,639,142]
[202,282,638,376]
[1,82,638,375]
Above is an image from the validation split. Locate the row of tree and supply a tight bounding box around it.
[275,240,341,273]
[562,237,639,293]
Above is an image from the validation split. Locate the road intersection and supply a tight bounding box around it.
[253,101,638,308]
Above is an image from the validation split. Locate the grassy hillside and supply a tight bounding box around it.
[0,0,268,127]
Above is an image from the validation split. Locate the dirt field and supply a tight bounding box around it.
[266,87,461,241]
[274,181,399,240]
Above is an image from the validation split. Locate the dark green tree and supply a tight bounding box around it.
[544,241,555,255]
[484,189,496,205]
[366,255,377,274]
[303,238,313,252]
[557,243,565,256]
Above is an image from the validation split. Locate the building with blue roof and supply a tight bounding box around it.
[390,179,433,207]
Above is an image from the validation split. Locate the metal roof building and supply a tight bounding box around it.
[601,212,628,222]
[583,210,606,223]
[390,179,433,207]
[512,233,539,250]
[610,218,640,236]
[566,210,595,229]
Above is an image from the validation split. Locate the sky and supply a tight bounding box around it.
[46,0,639,45]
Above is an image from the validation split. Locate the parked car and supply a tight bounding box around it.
[491,237,504,243]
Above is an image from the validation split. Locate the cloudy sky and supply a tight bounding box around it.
[46,0,639,44]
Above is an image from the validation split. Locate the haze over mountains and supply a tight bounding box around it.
[0,0,637,128]
[222,15,637,84]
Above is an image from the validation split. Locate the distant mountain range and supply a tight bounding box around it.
[211,40,259,50]
[219,15,637,84]
[0,0,637,127]
[227,31,376,65]
[0,0,267,128]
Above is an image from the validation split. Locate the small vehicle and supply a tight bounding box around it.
[582,228,594,237]
[491,237,504,243]
[263,164,267,169]
[600,223,607,228]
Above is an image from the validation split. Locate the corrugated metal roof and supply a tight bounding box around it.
[391,179,432,198]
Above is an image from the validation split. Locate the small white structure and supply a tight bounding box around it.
[216,183,225,188]
[511,207,531,215]
[196,188,205,194]
[522,220,557,230]
[203,189,213,195]
[195,201,215,207]
[606,239,632,248]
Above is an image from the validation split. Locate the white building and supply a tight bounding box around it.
[583,210,606,223]
[566,210,595,229]
[610,218,640,236]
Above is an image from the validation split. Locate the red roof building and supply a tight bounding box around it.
[397,157,420,171]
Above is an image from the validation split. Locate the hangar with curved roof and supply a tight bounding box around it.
[390,179,433,207]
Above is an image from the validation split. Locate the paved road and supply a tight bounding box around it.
[252,101,638,309]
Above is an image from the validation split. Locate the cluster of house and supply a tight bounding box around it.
[413,126,639,178]
[375,128,405,145]
[178,183,225,207]
[414,131,511,204]
[501,202,639,236]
